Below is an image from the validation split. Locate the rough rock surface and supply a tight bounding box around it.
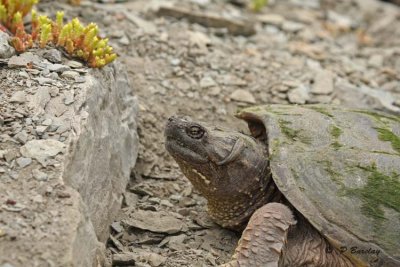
[0,51,139,267]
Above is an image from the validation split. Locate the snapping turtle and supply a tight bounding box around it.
[164,105,400,267]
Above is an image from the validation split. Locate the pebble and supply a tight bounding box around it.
[47,64,70,73]
[170,58,181,66]
[42,49,62,63]
[18,71,30,79]
[33,77,55,85]
[14,131,28,144]
[229,89,256,104]
[29,87,51,113]
[63,91,75,105]
[111,221,124,233]
[66,60,83,68]
[4,150,18,163]
[282,21,305,33]
[16,157,32,168]
[123,210,184,234]
[119,35,130,45]
[311,69,334,95]
[32,169,48,181]
[42,119,53,126]
[368,54,383,68]
[208,86,221,96]
[257,14,285,26]
[200,76,217,88]
[61,70,80,79]
[8,52,42,68]
[20,139,65,161]
[287,84,310,104]
[327,10,353,29]
[9,91,26,103]
[160,199,174,207]
[36,125,49,135]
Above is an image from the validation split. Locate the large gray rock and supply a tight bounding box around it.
[0,62,139,267]
[63,62,139,242]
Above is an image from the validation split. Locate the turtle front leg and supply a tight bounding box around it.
[221,202,296,267]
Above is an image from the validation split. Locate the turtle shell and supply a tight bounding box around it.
[236,105,400,267]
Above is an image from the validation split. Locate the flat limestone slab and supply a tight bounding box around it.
[0,58,139,267]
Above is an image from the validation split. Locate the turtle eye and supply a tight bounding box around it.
[187,125,204,139]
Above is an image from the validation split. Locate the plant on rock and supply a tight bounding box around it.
[0,0,116,68]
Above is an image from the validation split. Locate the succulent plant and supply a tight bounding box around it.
[0,0,116,68]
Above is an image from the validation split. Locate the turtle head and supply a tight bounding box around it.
[165,116,272,229]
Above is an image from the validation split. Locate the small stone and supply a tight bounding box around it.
[33,77,55,85]
[368,54,384,68]
[20,139,65,161]
[8,52,41,68]
[119,35,130,45]
[257,14,285,26]
[140,252,166,267]
[327,10,353,29]
[63,91,74,105]
[282,21,305,33]
[282,80,301,88]
[111,221,124,233]
[74,76,86,83]
[42,49,62,63]
[288,84,310,104]
[9,91,26,103]
[167,234,187,251]
[47,63,70,73]
[123,210,184,234]
[32,194,44,203]
[311,69,334,95]
[160,199,174,207]
[170,58,181,66]
[65,60,83,68]
[200,76,217,88]
[208,86,221,96]
[42,119,53,126]
[0,31,15,59]
[14,131,28,144]
[32,169,48,181]
[29,87,50,112]
[16,157,32,168]
[188,31,211,49]
[0,150,6,159]
[18,71,30,79]
[230,89,256,104]
[4,149,19,163]
[36,125,49,135]
[123,192,139,206]
[61,70,80,79]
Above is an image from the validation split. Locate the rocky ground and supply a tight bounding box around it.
[2,0,400,266]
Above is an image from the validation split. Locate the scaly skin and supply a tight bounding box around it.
[164,116,355,267]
